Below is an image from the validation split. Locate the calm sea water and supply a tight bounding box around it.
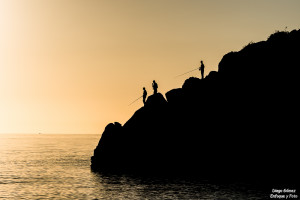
[0,134,270,199]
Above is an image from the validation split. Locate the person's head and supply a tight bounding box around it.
[153,80,155,83]
[143,87,145,90]
[201,60,203,64]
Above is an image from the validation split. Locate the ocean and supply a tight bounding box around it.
[0,134,271,199]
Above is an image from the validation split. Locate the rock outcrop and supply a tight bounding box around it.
[91,30,299,182]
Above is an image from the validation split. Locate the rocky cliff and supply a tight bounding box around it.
[91,30,299,182]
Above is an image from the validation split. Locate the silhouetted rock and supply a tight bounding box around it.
[91,29,299,182]
[144,93,167,109]
[165,88,184,105]
[205,71,218,81]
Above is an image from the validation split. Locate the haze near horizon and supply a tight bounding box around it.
[1,0,299,134]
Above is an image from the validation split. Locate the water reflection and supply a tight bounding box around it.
[91,172,268,200]
[0,134,269,200]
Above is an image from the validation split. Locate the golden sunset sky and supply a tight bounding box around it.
[1,0,299,134]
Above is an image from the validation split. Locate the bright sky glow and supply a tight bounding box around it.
[1,0,299,133]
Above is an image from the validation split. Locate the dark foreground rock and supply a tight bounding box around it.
[91,30,299,183]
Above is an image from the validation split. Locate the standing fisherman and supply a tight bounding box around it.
[199,60,205,79]
[143,87,147,105]
[152,80,158,94]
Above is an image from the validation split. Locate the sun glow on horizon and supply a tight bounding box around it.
[1,0,300,134]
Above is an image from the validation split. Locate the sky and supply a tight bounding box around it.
[0,0,299,134]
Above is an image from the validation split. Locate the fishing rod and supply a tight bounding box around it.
[175,67,199,78]
[128,95,143,106]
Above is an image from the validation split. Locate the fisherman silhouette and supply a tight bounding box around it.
[199,60,205,79]
[143,87,147,105]
[152,80,158,94]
